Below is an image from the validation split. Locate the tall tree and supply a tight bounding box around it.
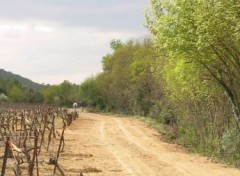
[146,0,240,155]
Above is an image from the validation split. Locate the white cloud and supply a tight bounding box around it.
[0,0,149,84]
[0,19,146,84]
[0,24,28,31]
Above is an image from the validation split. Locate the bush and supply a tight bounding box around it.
[221,128,240,157]
[149,100,176,124]
[0,93,8,101]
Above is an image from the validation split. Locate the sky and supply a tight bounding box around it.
[0,0,150,85]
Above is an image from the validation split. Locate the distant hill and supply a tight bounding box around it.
[0,69,44,92]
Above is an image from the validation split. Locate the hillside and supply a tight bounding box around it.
[0,69,44,92]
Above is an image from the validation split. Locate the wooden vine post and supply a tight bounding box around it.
[1,137,10,176]
[29,127,39,176]
[0,103,77,175]
[53,122,66,175]
[47,114,56,151]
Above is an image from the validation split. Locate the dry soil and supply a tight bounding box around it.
[58,112,240,176]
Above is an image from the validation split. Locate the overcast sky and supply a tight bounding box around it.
[0,0,149,85]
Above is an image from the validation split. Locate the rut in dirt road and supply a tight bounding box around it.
[60,112,240,176]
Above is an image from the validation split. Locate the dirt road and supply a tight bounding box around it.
[59,112,240,176]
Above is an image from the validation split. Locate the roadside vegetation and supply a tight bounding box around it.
[79,0,240,166]
[0,79,80,106]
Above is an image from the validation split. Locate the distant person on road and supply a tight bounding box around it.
[73,102,78,111]
[79,101,84,112]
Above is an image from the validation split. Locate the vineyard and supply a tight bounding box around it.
[0,102,78,176]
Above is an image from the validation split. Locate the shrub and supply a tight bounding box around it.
[0,93,8,101]
[221,128,240,157]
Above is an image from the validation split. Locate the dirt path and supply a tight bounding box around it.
[59,112,240,176]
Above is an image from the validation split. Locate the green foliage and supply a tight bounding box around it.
[0,69,44,91]
[149,100,174,123]
[222,128,240,157]
[110,39,123,50]
[41,85,58,104]
[41,80,80,106]
[9,85,24,102]
[102,54,113,72]
[79,76,103,109]
[93,37,165,116]
[0,93,8,101]
[221,128,240,165]
[0,78,44,103]
[145,0,240,164]
[146,0,240,113]
[179,126,198,148]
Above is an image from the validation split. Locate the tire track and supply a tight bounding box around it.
[99,121,135,175]
[115,118,240,176]
[63,112,240,176]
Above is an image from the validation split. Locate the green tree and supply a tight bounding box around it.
[9,85,24,102]
[94,37,165,116]
[146,0,240,158]
[110,39,123,50]
[146,0,240,124]
[79,76,102,108]
[0,93,8,101]
[41,85,60,104]
[41,81,80,106]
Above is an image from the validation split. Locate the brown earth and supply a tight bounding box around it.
[57,112,240,176]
